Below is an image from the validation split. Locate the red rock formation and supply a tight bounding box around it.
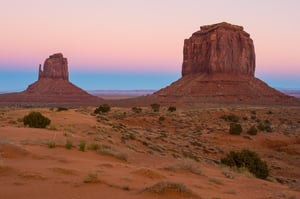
[143,22,296,105]
[182,22,255,76]
[0,53,102,105]
[39,53,69,80]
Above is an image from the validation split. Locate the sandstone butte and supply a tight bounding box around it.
[0,53,101,105]
[0,22,298,106]
[125,22,296,106]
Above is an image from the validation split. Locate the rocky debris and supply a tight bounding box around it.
[182,22,255,77]
[0,53,102,105]
[39,53,69,80]
[151,74,296,104]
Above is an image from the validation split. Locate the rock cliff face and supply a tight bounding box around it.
[182,22,255,77]
[39,53,69,80]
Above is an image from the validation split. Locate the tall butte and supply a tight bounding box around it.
[0,53,101,105]
[150,22,295,104]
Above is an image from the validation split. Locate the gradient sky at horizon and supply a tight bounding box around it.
[0,0,299,91]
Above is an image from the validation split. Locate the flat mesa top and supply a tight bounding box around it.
[49,53,64,59]
[192,22,248,37]
[201,22,243,31]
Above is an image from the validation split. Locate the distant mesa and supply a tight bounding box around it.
[142,22,296,105]
[0,53,101,105]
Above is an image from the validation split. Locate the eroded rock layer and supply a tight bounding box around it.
[39,53,69,80]
[182,22,255,76]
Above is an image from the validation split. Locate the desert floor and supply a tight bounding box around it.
[0,104,299,199]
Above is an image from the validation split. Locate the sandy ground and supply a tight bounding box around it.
[0,105,299,199]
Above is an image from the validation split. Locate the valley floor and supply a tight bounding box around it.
[0,104,299,199]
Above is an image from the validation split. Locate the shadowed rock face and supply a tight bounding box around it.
[39,53,69,80]
[182,22,255,77]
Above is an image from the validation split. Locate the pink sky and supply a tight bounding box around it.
[0,0,299,89]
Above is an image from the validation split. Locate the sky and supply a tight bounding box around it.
[0,0,299,91]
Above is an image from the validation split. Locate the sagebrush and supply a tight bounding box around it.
[221,149,269,179]
[23,111,51,128]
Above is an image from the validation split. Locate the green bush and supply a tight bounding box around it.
[23,111,51,128]
[47,141,56,148]
[247,126,258,135]
[220,114,239,122]
[79,140,86,152]
[150,103,160,112]
[221,149,269,179]
[158,116,165,122]
[257,122,272,132]
[229,123,242,135]
[88,143,100,151]
[65,140,73,149]
[132,107,142,113]
[94,104,111,114]
[168,106,176,112]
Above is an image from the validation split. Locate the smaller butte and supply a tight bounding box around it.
[0,53,102,105]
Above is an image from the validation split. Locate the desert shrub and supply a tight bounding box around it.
[247,126,258,135]
[88,143,100,151]
[168,106,176,112]
[65,140,73,149]
[150,103,160,112]
[158,116,165,122]
[267,110,273,114]
[264,120,270,124]
[251,110,256,115]
[47,141,56,148]
[229,123,242,135]
[221,114,239,122]
[257,122,272,132]
[94,104,111,114]
[264,124,272,132]
[221,149,269,179]
[84,173,100,183]
[57,107,68,112]
[143,181,193,196]
[23,111,51,128]
[97,145,128,161]
[132,107,142,113]
[79,140,86,152]
[257,123,265,131]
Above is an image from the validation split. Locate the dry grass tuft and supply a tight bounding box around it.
[164,159,203,175]
[142,181,196,197]
[132,168,165,179]
[83,173,101,183]
[97,145,128,161]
